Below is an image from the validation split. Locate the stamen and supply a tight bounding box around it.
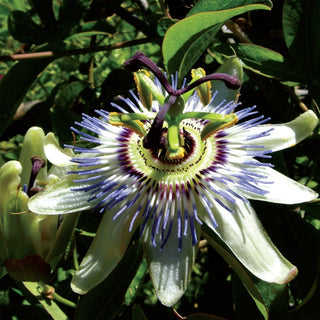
[124,51,173,95]
[176,73,241,95]
[123,52,241,97]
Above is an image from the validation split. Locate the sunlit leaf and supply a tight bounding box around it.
[162,5,272,78]
[187,0,272,16]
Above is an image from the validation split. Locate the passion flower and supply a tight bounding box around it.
[28,53,318,306]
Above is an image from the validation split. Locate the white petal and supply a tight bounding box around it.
[141,218,199,306]
[198,199,297,284]
[234,110,318,152]
[240,165,318,204]
[44,133,73,166]
[71,204,141,294]
[28,175,97,214]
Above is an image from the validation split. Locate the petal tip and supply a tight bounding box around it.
[156,290,185,307]
[70,281,88,295]
[279,266,298,284]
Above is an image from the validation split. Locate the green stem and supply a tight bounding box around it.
[0,38,154,62]
[53,291,77,308]
[73,245,80,270]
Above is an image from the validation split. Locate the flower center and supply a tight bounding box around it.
[150,128,194,165]
[123,120,222,185]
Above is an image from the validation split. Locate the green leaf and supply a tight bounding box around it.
[58,0,90,37]
[177,24,223,81]
[162,5,272,78]
[202,224,269,320]
[187,0,272,16]
[0,264,7,280]
[75,241,143,320]
[125,259,148,305]
[283,0,320,79]
[80,20,116,35]
[0,4,11,37]
[48,80,87,140]
[157,17,177,37]
[232,274,267,320]
[8,10,52,44]
[293,259,320,312]
[29,0,58,35]
[0,58,52,138]
[132,304,148,320]
[65,31,113,41]
[50,106,80,142]
[55,80,88,109]
[254,280,288,319]
[214,43,309,83]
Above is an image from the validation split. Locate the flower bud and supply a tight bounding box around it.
[0,127,79,282]
[211,57,243,107]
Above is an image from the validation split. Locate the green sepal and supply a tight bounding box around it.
[134,70,165,108]
[191,68,211,106]
[200,113,238,140]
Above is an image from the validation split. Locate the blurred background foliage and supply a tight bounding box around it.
[0,0,320,319]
